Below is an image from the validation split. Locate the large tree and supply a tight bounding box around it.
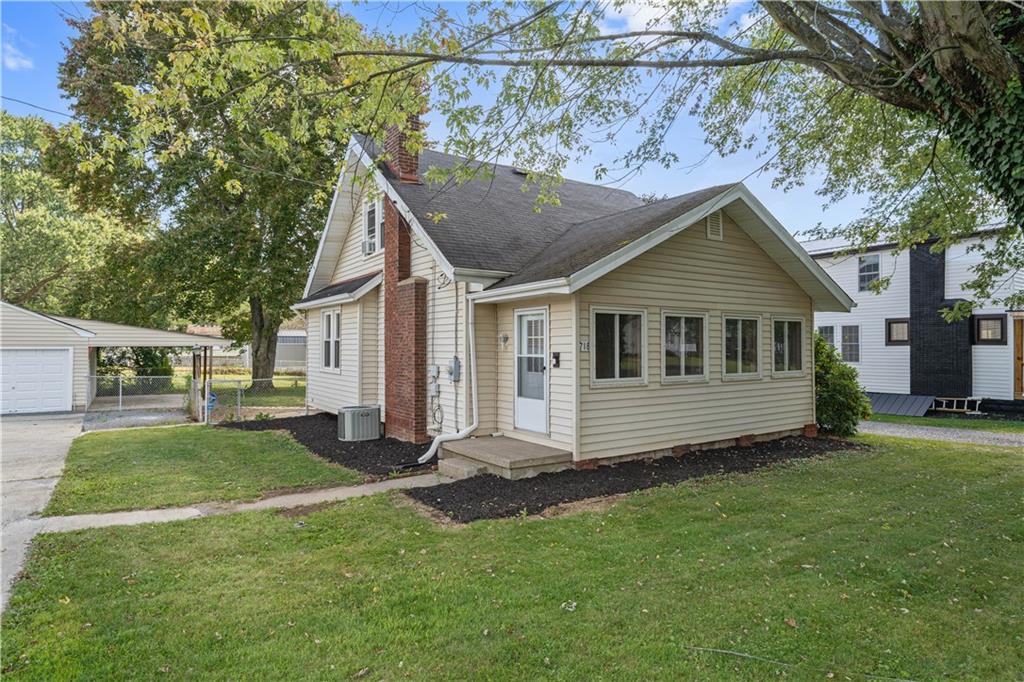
[61,1,1023,314]
[0,111,140,314]
[388,0,1021,313]
[59,1,423,380]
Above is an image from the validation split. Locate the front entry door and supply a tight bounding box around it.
[514,310,547,432]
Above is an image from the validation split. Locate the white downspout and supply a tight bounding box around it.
[418,295,478,463]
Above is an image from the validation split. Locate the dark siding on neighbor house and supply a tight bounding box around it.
[909,246,972,396]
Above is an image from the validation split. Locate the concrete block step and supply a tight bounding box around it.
[437,455,486,480]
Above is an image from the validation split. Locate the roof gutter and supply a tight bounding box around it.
[291,273,383,311]
[467,278,570,304]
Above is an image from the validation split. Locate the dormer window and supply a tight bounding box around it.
[363,198,382,256]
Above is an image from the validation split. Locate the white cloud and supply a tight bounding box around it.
[737,9,760,32]
[2,23,34,71]
[600,1,674,35]
[3,42,33,71]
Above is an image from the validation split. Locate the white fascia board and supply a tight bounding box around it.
[349,138,456,280]
[303,144,354,298]
[467,278,570,303]
[292,273,383,311]
[732,184,855,312]
[0,301,95,337]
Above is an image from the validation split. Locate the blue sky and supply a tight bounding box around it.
[1,0,868,236]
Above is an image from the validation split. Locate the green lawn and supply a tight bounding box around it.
[7,435,1021,679]
[43,426,360,516]
[869,413,1024,434]
[208,376,307,408]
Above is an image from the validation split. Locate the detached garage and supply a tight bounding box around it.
[0,302,223,415]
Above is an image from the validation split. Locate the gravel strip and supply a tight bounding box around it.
[221,413,430,476]
[406,436,861,523]
[858,420,1024,448]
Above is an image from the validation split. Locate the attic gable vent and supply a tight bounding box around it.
[706,211,723,241]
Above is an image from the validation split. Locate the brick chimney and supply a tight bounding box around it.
[383,117,421,183]
[382,198,429,443]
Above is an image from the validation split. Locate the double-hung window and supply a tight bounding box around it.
[817,325,835,347]
[662,311,707,381]
[841,325,860,362]
[858,254,880,292]
[322,310,341,370]
[592,308,646,384]
[772,318,804,374]
[723,315,760,378]
[363,199,382,255]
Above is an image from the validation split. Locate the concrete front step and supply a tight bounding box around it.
[440,435,573,480]
[437,455,486,480]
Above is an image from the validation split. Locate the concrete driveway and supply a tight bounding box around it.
[1,412,82,610]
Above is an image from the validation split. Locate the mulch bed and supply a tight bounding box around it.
[221,413,429,477]
[406,436,862,523]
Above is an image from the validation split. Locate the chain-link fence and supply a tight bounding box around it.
[204,376,306,423]
[88,374,192,413]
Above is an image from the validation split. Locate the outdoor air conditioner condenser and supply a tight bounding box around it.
[338,405,381,442]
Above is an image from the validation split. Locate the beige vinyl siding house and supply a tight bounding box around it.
[297,133,851,478]
[574,214,814,461]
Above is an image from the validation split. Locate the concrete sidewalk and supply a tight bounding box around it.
[858,420,1024,447]
[2,413,83,610]
[3,472,445,605]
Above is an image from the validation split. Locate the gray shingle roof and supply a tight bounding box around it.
[358,137,738,288]
[298,271,380,305]
[358,136,645,273]
[490,184,737,288]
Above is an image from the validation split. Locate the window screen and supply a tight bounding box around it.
[773,320,803,373]
[664,314,705,378]
[594,311,644,381]
[725,317,759,375]
[841,325,860,362]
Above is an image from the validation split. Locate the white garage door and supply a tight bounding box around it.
[1,348,73,414]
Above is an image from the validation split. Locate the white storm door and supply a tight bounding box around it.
[1,348,73,414]
[514,310,547,432]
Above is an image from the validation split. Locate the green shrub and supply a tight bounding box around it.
[814,333,871,436]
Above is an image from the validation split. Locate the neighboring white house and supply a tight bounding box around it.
[804,235,1024,404]
[0,302,223,414]
[294,126,852,478]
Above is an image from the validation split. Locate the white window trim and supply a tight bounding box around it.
[362,198,383,258]
[840,323,861,364]
[660,309,709,383]
[721,313,762,381]
[771,315,806,378]
[589,305,648,388]
[858,254,880,292]
[321,309,341,373]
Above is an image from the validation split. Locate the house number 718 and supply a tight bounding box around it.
[579,340,590,352]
